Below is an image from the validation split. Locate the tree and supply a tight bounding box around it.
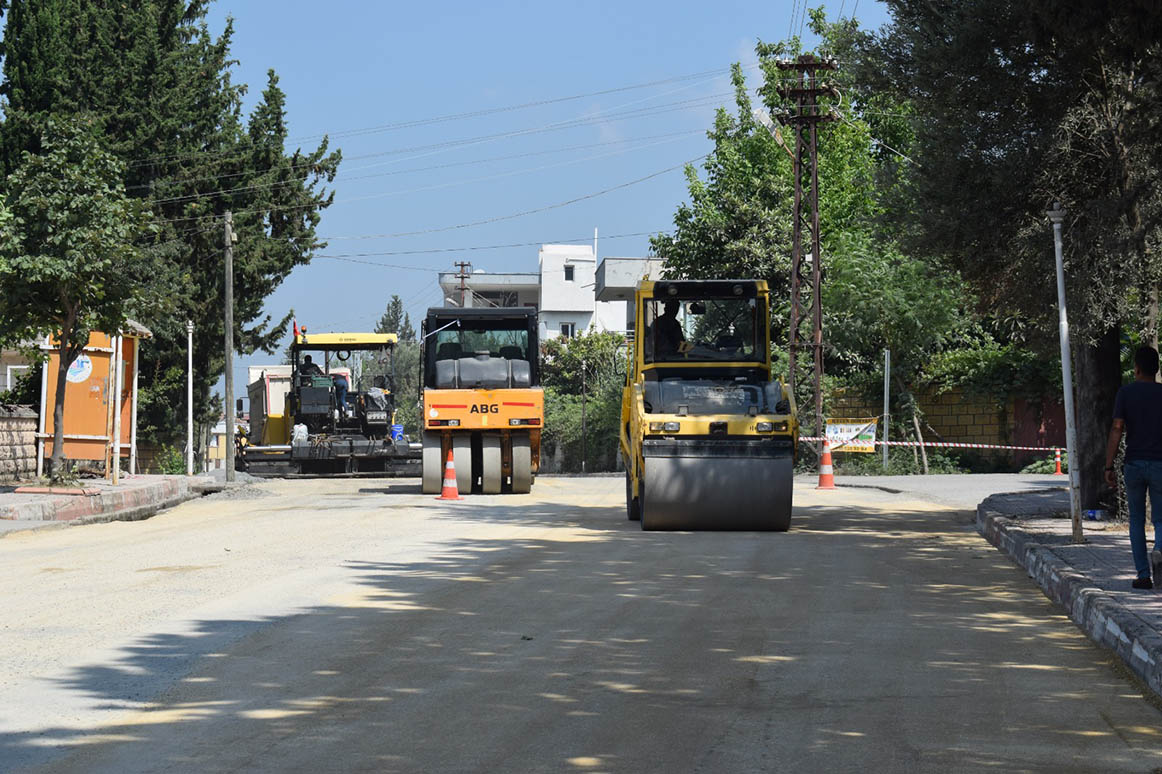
[864,0,1162,506]
[0,1,341,463]
[376,295,416,342]
[652,18,974,466]
[540,330,625,472]
[0,118,157,478]
[375,295,419,433]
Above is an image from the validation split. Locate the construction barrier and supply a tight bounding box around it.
[800,438,1062,453]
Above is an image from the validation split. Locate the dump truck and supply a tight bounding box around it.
[239,330,415,476]
[620,280,798,530]
[420,307,543,494]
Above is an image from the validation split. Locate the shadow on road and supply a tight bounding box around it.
[4,491,1159,773]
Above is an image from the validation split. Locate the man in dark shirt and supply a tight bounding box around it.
[300,355,323,376]
[1104,345,1162,589]
[654,300,685,357]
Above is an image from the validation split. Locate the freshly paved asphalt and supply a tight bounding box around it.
[1,476,1160,773]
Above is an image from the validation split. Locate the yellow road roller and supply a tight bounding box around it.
[620,279,798,530]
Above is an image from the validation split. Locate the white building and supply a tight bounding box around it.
[436,245,663,340]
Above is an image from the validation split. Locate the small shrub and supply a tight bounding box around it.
[156,445,185,475]
[1020,453,1067,474]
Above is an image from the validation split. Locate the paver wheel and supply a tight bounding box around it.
[452,434,472,494]
[481,434,502,494]
[422,432,443,494]
[511,433,532,494]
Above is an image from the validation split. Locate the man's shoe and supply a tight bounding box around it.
[1132,577,1154,590]
[1151,550,1162,582]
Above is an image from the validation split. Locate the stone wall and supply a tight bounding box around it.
[0,404,38,482]
[828,387,1064,463]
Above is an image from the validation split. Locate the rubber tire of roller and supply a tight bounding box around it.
[481,434,502,494]
[452,434,473,494]
[511,433,532,493]
[421,432,443,494]
[625,468,641,521]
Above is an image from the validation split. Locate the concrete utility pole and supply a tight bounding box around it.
[774,55,838,457]
[111,335,122,485]
[581,358,587,474]
[224,211,237,482]
[1048,204,1082,543]
[454,261,472,307]
[187,320,194,476]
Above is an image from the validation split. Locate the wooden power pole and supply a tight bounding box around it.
[775,55,838,453]
[454,261,472,307]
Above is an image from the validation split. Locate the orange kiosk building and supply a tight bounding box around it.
[36,321,152,480]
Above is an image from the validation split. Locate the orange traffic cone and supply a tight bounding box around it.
[817,439,836,490]
[1053,448,1064,476]
[435,448,463,500]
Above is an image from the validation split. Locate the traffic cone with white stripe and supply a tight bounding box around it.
[1053,448,1063,476]
[816,439,836,490]
[435,448,463,501]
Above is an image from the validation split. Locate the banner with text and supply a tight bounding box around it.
[825,418,878,453]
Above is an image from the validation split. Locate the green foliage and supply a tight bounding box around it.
[0,361,41,407]
[1021,453,1068,475]
[927,334,1055,404]
[154,445,185,475]
[0,117,157,352]
[831,447,964,476]
[390,341,421,436]
[376,295,416,342]
[0,1,341,452]
[540,330,626,472]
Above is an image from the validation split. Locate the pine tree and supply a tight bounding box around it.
[0,0,341,458]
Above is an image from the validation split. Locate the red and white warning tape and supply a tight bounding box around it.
[799,438,1061,452]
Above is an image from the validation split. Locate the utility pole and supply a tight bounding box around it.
[1048,204,1082,543]
[187,320,194,476]
[224,211,237,483]
[775,55,838,456]
[454,261,472,307]
[581,357,587,474]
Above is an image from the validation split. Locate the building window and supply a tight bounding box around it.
[560,322,576,338]
[564,265,574,282]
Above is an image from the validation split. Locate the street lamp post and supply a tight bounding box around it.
[1048,204,1083,543]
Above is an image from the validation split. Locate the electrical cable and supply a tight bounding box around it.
[146,132,696,207]
[151,153,706,229]
[128,64,757,169]
[316,231,659,256]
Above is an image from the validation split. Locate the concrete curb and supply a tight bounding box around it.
[0,476,200,524]
[977,506,1162,699]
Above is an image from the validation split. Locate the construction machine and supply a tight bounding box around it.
[239,330,415,476]
[620,280,798,530]
[420,307,543,494]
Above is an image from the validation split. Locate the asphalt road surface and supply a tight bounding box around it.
[2,476,1160,773]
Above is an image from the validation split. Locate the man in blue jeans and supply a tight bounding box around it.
[1104,345,1162,590]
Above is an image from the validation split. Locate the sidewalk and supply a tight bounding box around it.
[0,475,204,535]
[976,489,1162,699]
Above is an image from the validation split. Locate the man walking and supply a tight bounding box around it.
[1104,346,1162,590]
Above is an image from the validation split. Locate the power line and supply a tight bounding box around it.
[316,231,659,257]
[152,153,706,230]
[146,132,697,208]
[133,91,731,205]
[128,64,756,169]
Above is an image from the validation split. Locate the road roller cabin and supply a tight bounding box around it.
[620,279,799,530]
[420,307,543,495]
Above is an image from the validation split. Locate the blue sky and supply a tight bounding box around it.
[205,0,890,393]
